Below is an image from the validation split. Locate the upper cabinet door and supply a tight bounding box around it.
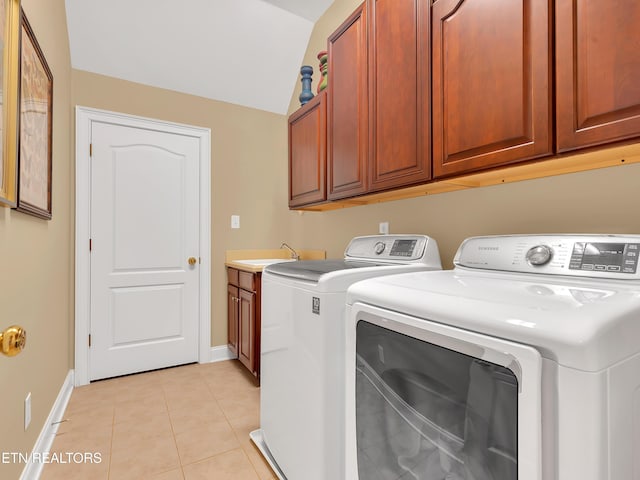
[328,3,369,200]
[368,0,431,192]
[289,92,326,208]
[556,0,640,152]
[432,0,552,178]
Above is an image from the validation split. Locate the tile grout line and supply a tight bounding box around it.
[174,369,248,473]
[107,398,115,480]
[204,371,269,480]
[164,379,187,480]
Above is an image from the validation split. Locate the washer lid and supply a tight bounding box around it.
[347,269,640,372]
[265,234,442,282]
[265,259,389,282]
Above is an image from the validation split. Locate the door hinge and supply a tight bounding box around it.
[89,143,92,157]
[89,238,92,251]
[88,334,92,347]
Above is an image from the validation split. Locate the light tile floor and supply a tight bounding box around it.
[40,360,276,480]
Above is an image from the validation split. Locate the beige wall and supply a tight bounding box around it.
[71,70,293,347]
[286,0,640,266]
[0,0,73,478]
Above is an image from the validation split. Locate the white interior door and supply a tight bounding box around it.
[89,121,200,381]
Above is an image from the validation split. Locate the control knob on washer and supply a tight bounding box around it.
[526,245,553,266]
[374,241,386,255]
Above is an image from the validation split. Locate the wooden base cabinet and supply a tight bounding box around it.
[227,268,261,379]
[556,0,640,152]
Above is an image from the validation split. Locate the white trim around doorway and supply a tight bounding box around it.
[74,106,212,386]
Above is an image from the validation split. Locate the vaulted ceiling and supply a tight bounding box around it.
[65,0,334,114]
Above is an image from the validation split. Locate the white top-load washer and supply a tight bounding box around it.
[250,234,442,480]
[345,234,640,480]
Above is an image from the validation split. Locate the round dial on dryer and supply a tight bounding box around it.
[526,245,553,266]
[374,241,386,255]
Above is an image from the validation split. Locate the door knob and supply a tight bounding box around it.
[1,325,27,357]
[188,257,198,266]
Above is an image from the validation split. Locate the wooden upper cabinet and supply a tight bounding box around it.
[432,0,552,178]
[368,0,431,192]
[556,0,640,152]
[327,3,368,200]
[289,92,326,207]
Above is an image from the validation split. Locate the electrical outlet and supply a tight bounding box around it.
[25,393,31,431]
[231,215,240,229]
[379,222,389,234]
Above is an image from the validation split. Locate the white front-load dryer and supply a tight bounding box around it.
[345,234,640,480]
[250,235,442,480]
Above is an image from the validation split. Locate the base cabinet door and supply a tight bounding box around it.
[556,0,640,152]
[238,289,256,375]
[227,284,239,357]
[227,267,260,380]
[432,0,552,177]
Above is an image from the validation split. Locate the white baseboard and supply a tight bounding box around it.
[20,370,74,480]
[209,345,236,363]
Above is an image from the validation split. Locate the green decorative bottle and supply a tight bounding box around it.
[317,50,328,93]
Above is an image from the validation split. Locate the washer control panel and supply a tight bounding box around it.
[454,235,640,279]
[345,235,439,264]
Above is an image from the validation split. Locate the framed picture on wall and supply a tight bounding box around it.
[0,0,21,208]
[15,9,53,219]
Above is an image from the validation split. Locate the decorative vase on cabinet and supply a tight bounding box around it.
[299,65,315,106]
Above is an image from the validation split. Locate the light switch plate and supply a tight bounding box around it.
[379,222,389,234]
[231,215,240,229]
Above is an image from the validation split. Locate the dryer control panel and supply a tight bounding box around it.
[568,242,639,274]
[345,235,440,265]
[454,235,640,279]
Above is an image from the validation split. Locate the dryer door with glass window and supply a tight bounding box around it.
[346,306,542,480]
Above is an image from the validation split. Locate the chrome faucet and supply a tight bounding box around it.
[280,242,300,260]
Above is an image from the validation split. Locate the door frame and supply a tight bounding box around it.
[74,106,212,386]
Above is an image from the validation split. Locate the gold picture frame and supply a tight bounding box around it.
[0,0,21,207]
[15,8,52,219]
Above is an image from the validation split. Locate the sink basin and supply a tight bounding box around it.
[233,258,296,267]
